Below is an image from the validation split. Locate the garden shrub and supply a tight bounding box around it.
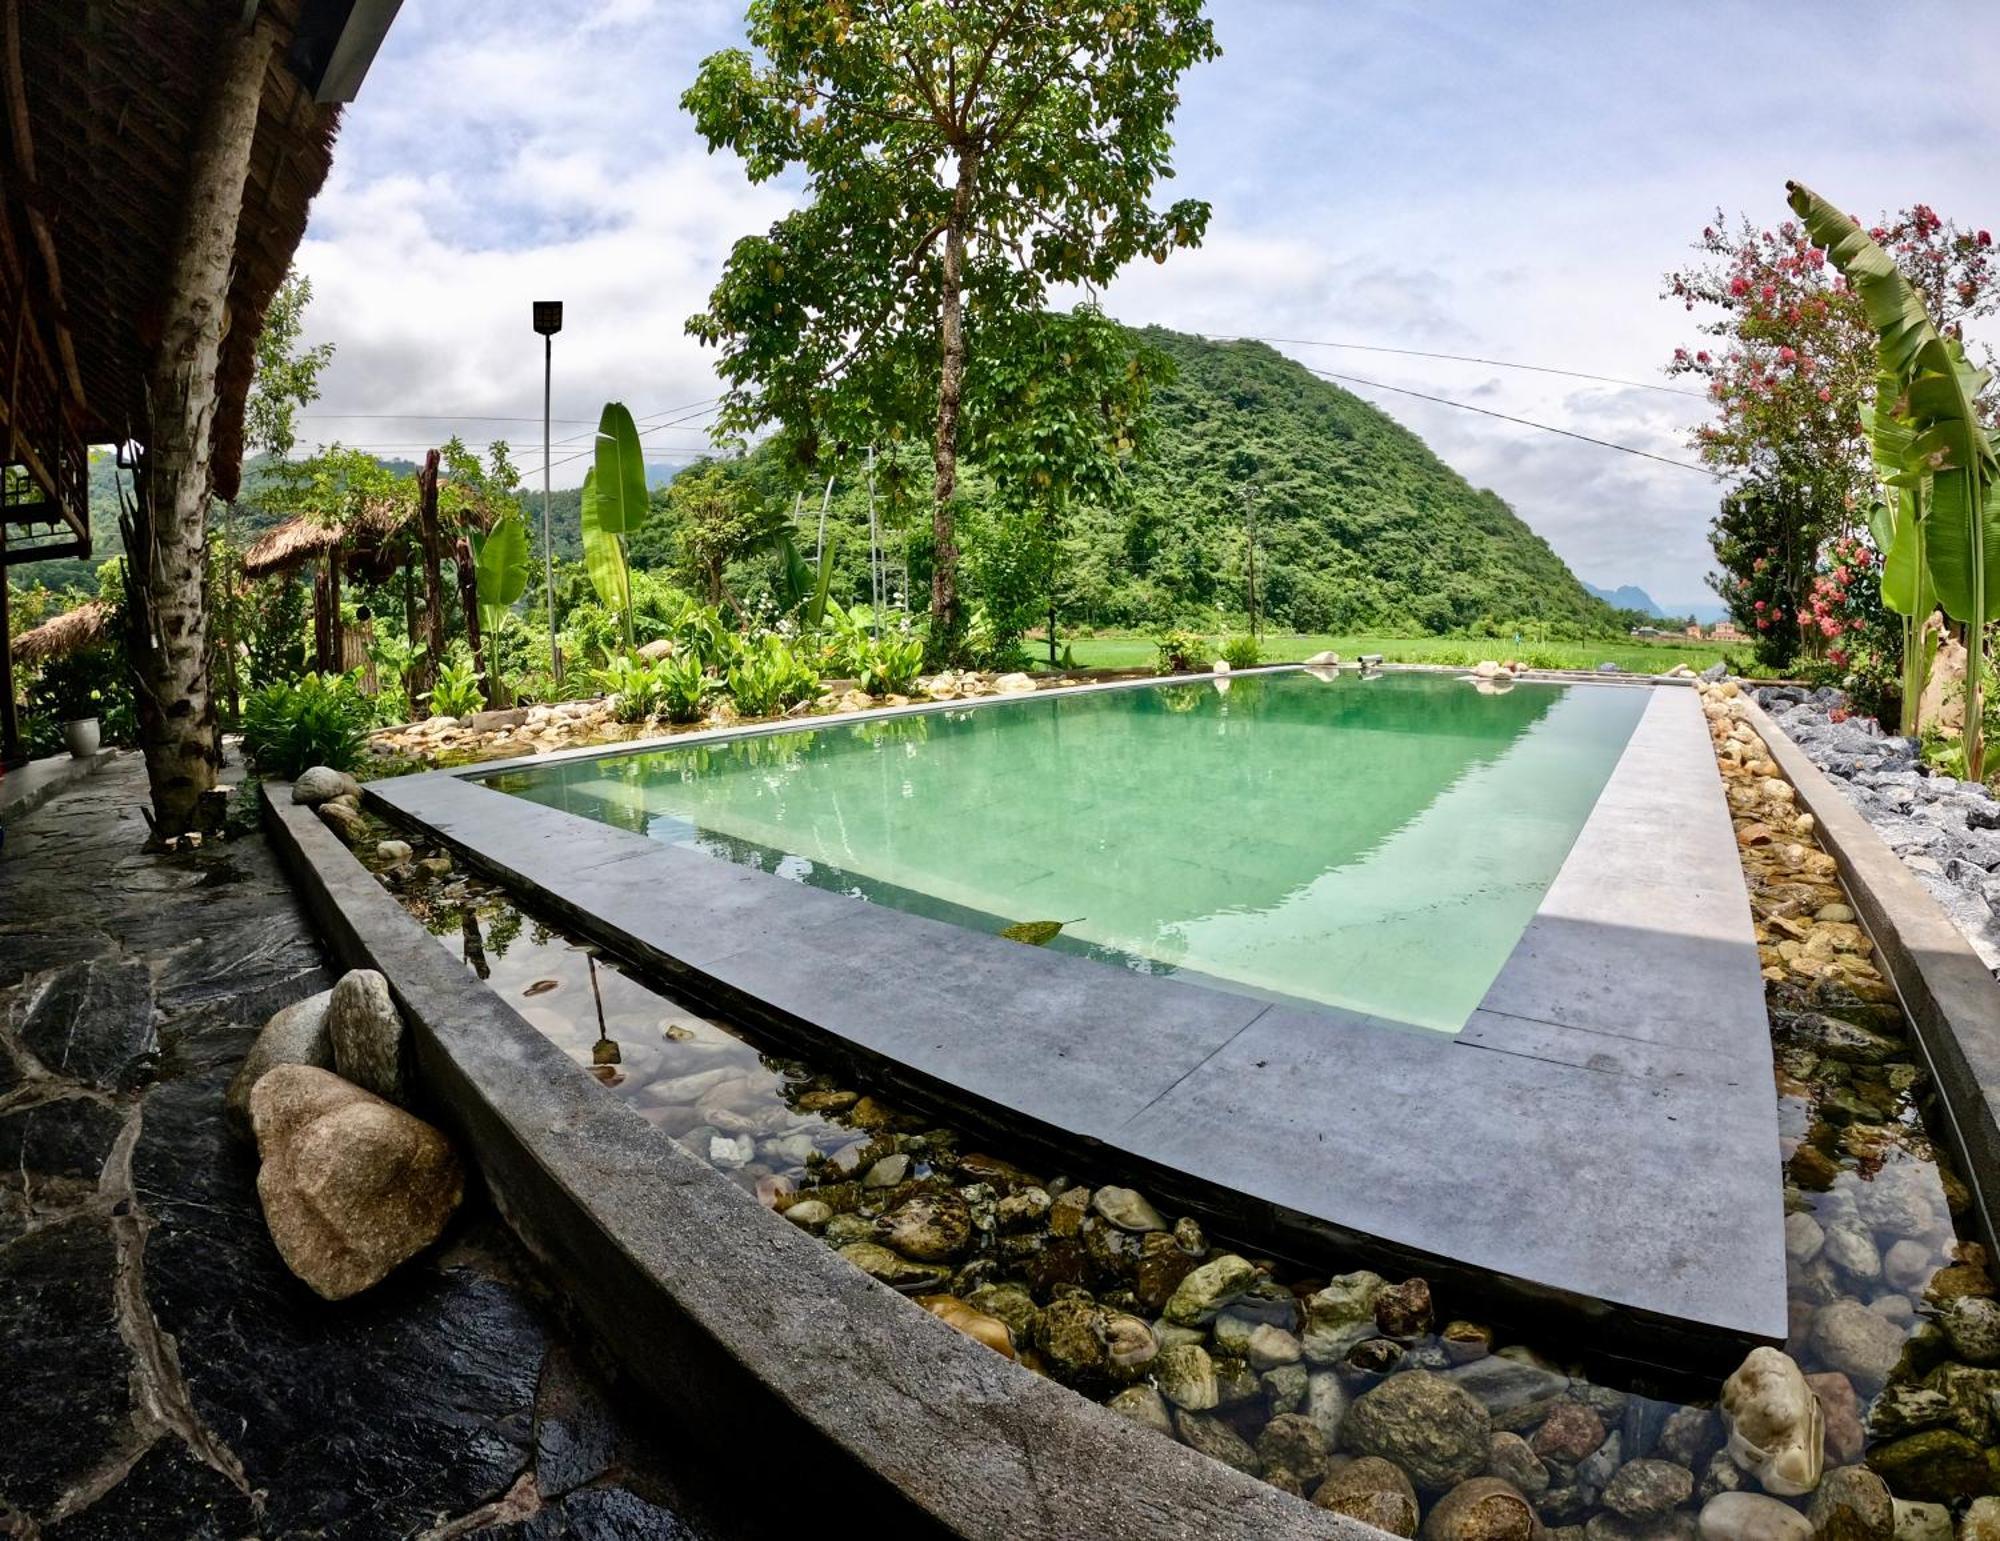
[858,633,924,697]
[727,634,821,717]
[1220,634,1262,669]
[241,673,372,778]
[429,655,485,718]
[1154,627,1205,673]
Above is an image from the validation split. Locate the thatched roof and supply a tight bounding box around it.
[240,495,407,578]
[11,600,111,663]
[241,481,508,580]
[241,515,343,578]
[5,2,382,499]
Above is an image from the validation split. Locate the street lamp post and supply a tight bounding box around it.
[532,300,564,683]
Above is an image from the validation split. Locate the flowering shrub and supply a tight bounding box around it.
[1800,535,1900,723]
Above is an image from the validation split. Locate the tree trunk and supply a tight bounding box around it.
[929,152,977,660]
[454,533,491,707]
[413,449,446,715]
[122,19,272,837]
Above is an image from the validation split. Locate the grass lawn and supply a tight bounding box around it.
[1030,631,1739,676]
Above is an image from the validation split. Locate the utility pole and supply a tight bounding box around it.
[1242,481,1261,639]
[532,300,563,682]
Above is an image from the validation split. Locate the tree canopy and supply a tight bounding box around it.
[683,0,1219,654]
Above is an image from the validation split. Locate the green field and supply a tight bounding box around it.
[1032,632,1737,676]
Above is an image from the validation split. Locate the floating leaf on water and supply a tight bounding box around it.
[1000,920,1066,946]
[524,979,560,997]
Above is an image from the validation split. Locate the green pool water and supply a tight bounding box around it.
[482,670,1648,1031]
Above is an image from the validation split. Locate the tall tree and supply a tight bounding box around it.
[683,0,1218,659]
[245,273,336,462]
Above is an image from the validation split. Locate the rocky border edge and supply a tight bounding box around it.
[1740,696,2000,1263]
[258,782,1379,1541]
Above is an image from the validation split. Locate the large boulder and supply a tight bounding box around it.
[292,766,362,806]
[1344,1370,1493,1492]
[249,1064,462,1300]
[225,989,334,1138]
[327,969,406,1103]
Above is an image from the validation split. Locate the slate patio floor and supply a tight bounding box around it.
[0,754,763,1540]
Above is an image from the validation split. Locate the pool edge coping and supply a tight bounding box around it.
[364,671,1787,1366]
[261,780,1378,1541]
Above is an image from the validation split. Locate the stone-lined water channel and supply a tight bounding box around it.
[359,676,2000,1541]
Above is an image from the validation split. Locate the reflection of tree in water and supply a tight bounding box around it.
[485,903,523,958]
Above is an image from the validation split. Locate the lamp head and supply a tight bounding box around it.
[532,300,563,336]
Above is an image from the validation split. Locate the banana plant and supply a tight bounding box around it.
[1860,377,1938,738]
[471,511,530,701]
[1790,181,2000,779]
[582,402,649,649]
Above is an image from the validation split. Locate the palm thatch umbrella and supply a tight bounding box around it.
[11,600,112,663]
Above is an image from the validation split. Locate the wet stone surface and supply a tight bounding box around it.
[0,758,762,1539]
[375,676,2000,1541]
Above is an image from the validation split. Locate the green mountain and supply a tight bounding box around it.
[1087,328,1616,634]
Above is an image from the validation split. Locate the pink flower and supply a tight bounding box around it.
[1730,276,1750,297]
[1696,350,1711,364]
[1980,230,1993,248]
[1778,346,1798,364]
[1818,386,1832,402]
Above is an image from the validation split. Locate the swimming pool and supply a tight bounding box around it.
[481,670,1646,1032]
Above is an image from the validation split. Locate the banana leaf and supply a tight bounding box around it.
[591,402,650,538]
[580,467,634,639]
[1789,183,1999,626]
[472,512,530,639]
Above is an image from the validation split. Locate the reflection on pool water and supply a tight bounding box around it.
[482,671,1647,1031]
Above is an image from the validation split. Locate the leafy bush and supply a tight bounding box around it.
[727,633,821,717]
[241,673,371,778]
[429,656,484,718]
[657,651,712,723]
[858,633,924,697]
[865,634,925,696]
[595,653,665,724]
[1220,634,1261,669]
[1154,627,1206,673]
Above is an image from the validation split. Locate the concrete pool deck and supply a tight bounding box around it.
[367,669,1786,1368]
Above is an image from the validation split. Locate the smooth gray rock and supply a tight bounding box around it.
[292,766,362,806]
[225,989,335,1138]
[327,969,405,1103]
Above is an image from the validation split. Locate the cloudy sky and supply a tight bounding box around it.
[294,0,2000,611]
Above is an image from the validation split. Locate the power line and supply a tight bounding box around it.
[1304,365,1718,476]
[1209,334,1707,400]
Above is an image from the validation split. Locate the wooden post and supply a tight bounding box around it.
[0,513,18,766]
[122,18,274,836]
[412,449,445,716]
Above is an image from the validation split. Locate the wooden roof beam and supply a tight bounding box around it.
[1,0,88,412]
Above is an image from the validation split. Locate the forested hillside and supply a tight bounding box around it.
[1088,329,1616,634]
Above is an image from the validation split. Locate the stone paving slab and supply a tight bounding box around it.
[372,677,1787,1366]
[0,757,767,1539]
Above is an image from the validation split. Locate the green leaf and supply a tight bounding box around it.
[579,468,631,613]
[1790,182,1999,625]
[999,920,1065,946]
[591,402,649,538]
[473,511,530,610]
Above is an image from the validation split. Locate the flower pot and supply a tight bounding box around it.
[62,717,100,758]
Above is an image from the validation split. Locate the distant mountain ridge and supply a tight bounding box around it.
[1583,582,1664,618]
